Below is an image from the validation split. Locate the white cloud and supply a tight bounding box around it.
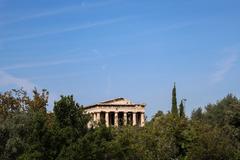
[3,17,128,41]
[0,0,118,26]
[159,21,196,32]
[212,53,239,83]
[0,70,35,92]
[0,53,104,71]
[0,58,78,70]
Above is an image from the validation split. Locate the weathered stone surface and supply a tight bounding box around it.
[84,98,145,127]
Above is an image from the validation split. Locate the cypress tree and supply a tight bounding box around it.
[179,100,185,118]
[171,82,178,116]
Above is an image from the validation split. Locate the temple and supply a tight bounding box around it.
[84,98,145,127]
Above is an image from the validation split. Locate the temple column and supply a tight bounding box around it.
[93,113,96,122]
[96,112,100,123]
[124,112,127,126]
[88,114,92,128]
[141,113,145,127]
[133,112,136,126]
[114,112,118,127]
[105,112,109,127]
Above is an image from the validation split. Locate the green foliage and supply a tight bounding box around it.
[191,94,240,128]
[53,95,90,137]
[146,114,187,159]
[179,100,185,118]
[191,107,203,121]
[189,94,240,159]
[186,122,240,160]
[54,95,78,128]
[151,110,163,122]
[1,88,240,159]
[0,89,28,122]
[27,88,49,113]
[171,83,178,116]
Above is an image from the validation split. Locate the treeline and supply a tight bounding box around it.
[0,87,240,160]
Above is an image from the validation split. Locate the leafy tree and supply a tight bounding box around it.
[0,88,49,122]
[187,122,240,160]
[0,112,30,160]
[26,88,49,113]
[18,112,53,160]
[202,94,240,126]
[53,95,90,158]
[0,88,50,160]
[53,95,90,134]
[151,110,163,122]
[146,114,189,159]
[1,88,240,160]
[0,89,28,122]
[191,107,203,121]
[56,124,114,160]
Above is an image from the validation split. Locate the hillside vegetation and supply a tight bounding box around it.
[0,88,240,160]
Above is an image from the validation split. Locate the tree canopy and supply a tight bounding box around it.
[0,88,240,160]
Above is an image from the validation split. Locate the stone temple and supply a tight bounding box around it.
[85,98,145,127]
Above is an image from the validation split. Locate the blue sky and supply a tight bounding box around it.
[0,0,240,118]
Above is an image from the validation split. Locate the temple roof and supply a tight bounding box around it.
[84,97,145,109]
[100,97,132,104]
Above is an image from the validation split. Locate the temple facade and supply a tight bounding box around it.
[84,98,145,127]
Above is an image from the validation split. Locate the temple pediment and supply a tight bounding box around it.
[85,98,145,109]
[100,98,132,105]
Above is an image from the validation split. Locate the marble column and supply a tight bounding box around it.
[124,112,127,126]
[96,112,100,123]
[132,112,136,126]
[114,112,118,127]
[93,113,96,122]
[141,113,145,127]
[105,112,109,127]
